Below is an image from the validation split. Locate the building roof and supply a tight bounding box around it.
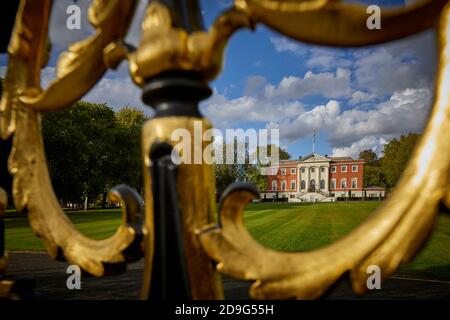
[329,157,365,163]
[274,153,364,167]
[299,153,331,163]
[328,156,352,161]
[279,159,300,165]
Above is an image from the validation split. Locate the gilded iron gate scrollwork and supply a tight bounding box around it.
[0,0,449,300]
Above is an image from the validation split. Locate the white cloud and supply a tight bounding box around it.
[267,100,341,142]
[244,75,267,95]
[349,91,376,105]
[352,32,436,96]
[202,90,304,129]
[272,87,431,156]
[305,48,352,71]
[202,68,352,128]
[83,73,145,110]
[2,65,146,112]
[331,136,388,159]
[354,48,424,96]
[269,29,436,99]
[270,37,307,57]
[329,87,431,146]
[265,68,352,100]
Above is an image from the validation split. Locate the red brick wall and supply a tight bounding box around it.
[266,160,365,193]
[329,161,364,191]
[267,166,298,192]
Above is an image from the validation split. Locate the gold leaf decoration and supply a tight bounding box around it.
[19,0,137,113]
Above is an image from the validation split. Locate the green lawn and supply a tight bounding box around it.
[4,210,122,251]
[243,202,450,279]
[4,202,450,279]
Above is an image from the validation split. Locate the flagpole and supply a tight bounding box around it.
[313,128,316,154]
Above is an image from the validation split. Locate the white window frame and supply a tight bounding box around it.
[352,178,357,189]
[272,180,277,191]
[281,168,287,175]
[352,165,358,172]
[301,168,305,173]
[341,178,347,189]
[310,167,315,173]
[281,180,286,191]
[291,180,296,190]
[271,168,277,175]
[291,168,296,175]
[341,165,347,172]
[331,166,336,173]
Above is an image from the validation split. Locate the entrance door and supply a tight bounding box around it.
[309,179,315,192]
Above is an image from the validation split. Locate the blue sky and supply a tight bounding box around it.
[0,0,437,159]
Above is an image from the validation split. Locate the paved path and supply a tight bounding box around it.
[3,252,450,300]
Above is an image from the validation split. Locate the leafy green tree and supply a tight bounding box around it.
[113,107,147,196]
[359,149,384,187]
[42,103,91,207]
[214,139,247,197]
[257,144,291,161]
[42,102,147,209]
[381,133,420,190]
[359,150,377,163]
[116,106,147,128]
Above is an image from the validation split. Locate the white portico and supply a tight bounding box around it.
[298,153,331,195]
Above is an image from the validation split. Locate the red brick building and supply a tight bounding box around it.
[263,153,385,202]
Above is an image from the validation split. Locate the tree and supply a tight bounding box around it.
[113,107,147,196]
[258,144,291,161]
[42,103,91,207]
[381,133,420,190]
[359,149,384,188]
[42,102,147,209]
[359,150,377,163]
[214,139,247,197]
[116,106,147,128]
[245,145,291,193]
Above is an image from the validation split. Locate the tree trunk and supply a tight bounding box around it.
[84,196,88,211]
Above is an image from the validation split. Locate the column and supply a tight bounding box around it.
[306,166,310,192]
[316,166,319,191]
